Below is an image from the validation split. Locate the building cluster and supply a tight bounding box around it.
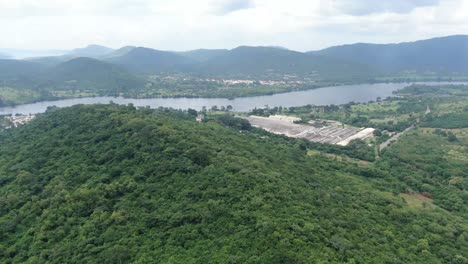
[3,114,36,129]
[244,115,375,146]
[151,74,311,87]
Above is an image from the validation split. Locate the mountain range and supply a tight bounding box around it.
[312,35,468,74]
[1,35,468,95]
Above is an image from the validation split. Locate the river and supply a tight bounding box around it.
[0,82,463,115]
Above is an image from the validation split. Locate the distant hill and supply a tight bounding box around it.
[177,49,229,62]
[40,57,144,92]
[3,35,468,94]
[0,48,68,59]
[108,47,195,74]
[102,46,136,59]
[27,45,117,67]
[0,52,10,59]
[26,56,69,67]
[197,46,373,79]
[0,59,45,80]
[66,44,115,58]
[312,35,468,74]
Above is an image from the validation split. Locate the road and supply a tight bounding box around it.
[379,125,415,151]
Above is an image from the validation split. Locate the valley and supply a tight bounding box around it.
[2,36,468,107]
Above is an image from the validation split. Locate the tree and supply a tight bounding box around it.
[373,129,382,137]
[447,132,458,142]
[187,108,198,117]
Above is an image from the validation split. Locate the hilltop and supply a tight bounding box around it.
[0,104,466,263]
[108,47,195,73]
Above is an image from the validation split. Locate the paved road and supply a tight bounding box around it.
[379,125,415,151]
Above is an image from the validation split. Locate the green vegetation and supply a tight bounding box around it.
[423,112,468,128]
[134,76,336,99]
[398,84,468,129]
[0,116,10,131]
[4,35,468,106]
[0,104,466,263]
[0,87,45,106]
[376,127,467,213]
[244,83,468,217]
[256,85,468,133]
[313,35,468,75]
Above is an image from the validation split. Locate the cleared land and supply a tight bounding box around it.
[245,115,374,146]
[379,125,415,151]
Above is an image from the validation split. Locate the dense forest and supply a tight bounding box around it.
[0,104,466,263]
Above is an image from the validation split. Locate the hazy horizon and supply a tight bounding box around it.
[1,0,468,53]
[2,34,467,60]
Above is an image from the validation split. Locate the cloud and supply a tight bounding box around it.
[0,0,467,51]
[211,0,254,14]
[333,0,440,16]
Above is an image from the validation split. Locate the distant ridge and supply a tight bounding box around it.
[108,47,195,73]
[103,46,136,59]
[177,49,229,62]
[0,52,10,59]
[312,35,468,73]
[66,44,115,58]
[196,46,372,79]
[2,35,468,87]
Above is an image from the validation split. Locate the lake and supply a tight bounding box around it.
[0,82,462,115]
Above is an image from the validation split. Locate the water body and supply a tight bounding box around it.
[0,82,463,115]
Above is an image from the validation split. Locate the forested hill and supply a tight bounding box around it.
[0,105,466,263]
[195,46,373,80]
[312,35,468,73]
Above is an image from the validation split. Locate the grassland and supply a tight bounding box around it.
[0,87,42,106]
[399,193,436,209]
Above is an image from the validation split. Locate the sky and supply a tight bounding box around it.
[0,0,468,52]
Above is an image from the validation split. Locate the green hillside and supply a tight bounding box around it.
[0,104,466,263]
[108,47,195,74]
[313,35,468,74]
[0,59,45,80]
[198,46,374,80]
[41,57,145,94]
[177,49,229,62]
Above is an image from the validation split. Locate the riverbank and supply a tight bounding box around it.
[1,82,338,108]
[2,79,467,108]
[0,83,410,115]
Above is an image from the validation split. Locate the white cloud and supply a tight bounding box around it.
[332,0,440,16]
[0,0,467,51]
[211,0,254,14]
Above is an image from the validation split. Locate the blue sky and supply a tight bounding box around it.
[0,0,467,51]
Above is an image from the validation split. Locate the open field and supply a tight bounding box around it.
[244,115,374,146]
[0,87,42,106]
[399,193,436,209]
